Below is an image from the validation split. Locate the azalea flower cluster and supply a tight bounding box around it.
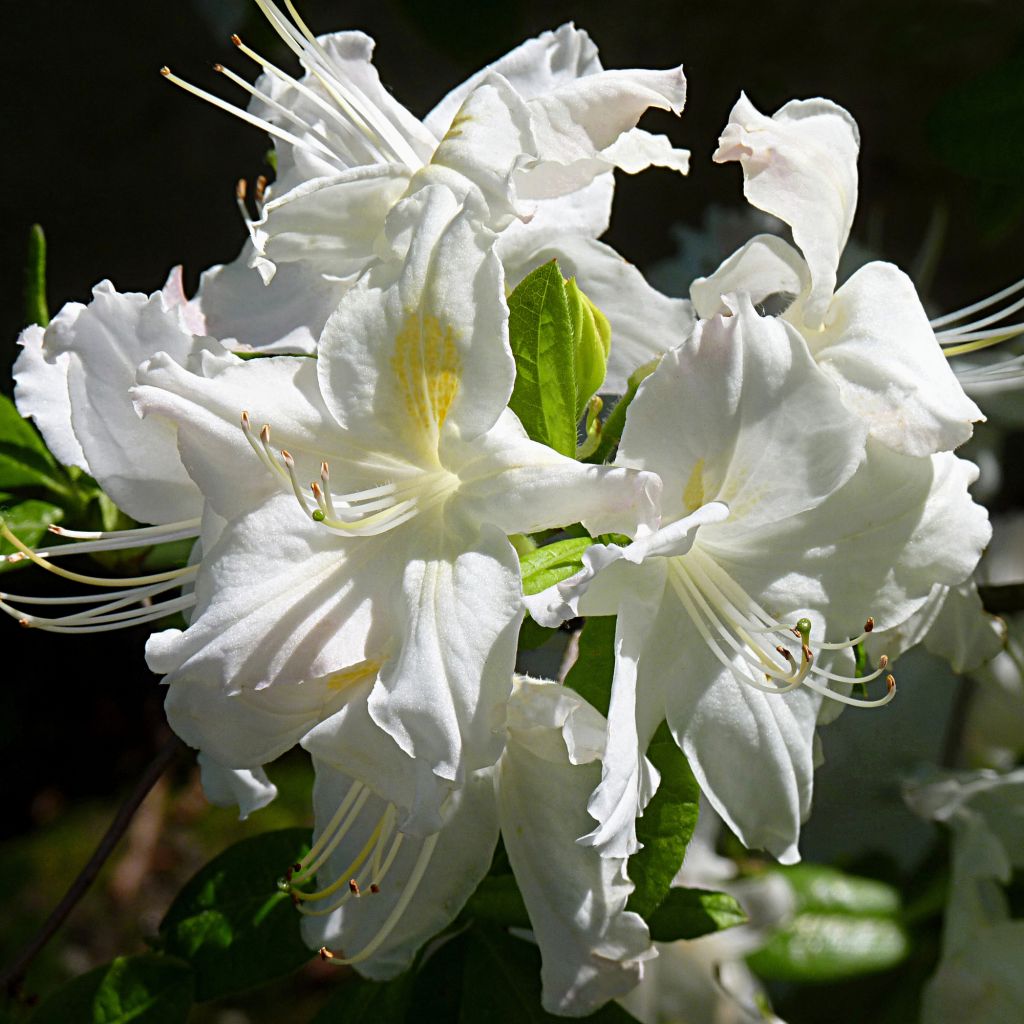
[5,4,1010,1017]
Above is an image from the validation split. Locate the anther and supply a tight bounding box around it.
[370,883,380,894]
[260,424,271,443]
[348,879,361,897]
[864,617,875,633]
[213,63,225,73]
[886,674,896,694]
[878,655,888,669]
[776,645,790,658]
[236,178,247,202]
[319,947,336,961]
[160,66,171,77]
[231,33,243,47]
[802,644,813,663]
[255,175,268,203]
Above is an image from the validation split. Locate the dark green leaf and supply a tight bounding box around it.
[626,723,700,920]
[772,864,901,918]
[30,954,193,1024]
[462,874,531,929]
[520,537,593,597]
[646,887,747,941]
[563,615,615,718]
[159,828,312,1001]
[24,224,49,328]
[518,615,558,651]
[0,395,68,495]
[747,913,909,982]
[507,262,578,457]
[459,924,640,1023]
[312,971,413,1023]
[409,929,467,1023]
[0,500,63,572]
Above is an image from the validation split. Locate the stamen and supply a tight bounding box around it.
[48,518,202,542]
[281,450,315,517]
[930,273,1024,328]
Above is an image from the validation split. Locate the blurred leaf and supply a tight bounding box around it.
[463,873,531,929]
[517,616,558,651]
[0,500,63,571]
[508,261,579,458]
[30,954,193,1024]
[747,914,909,982]
[929,52,1024,184]
[159,828,312,1001]
[409,929,467,1023]
[24,224,49,328]
[0,395,68,496]
[311,971,413,1023]
[647,887,747,941]
[520,537,593,598]
[459,924,640,1023]
[772,864,901,917]
[563,615,615,718]
[626,723,700,920]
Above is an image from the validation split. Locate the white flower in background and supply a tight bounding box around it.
[904,767,1024,1024]
[162,5,693,390]
[133,186,659,831]
[530,295,991,863]
[691,94,983,458]
[284,676,653,1015]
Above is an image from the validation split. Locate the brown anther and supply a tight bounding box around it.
[231,33,243,46]
[320,460,330,479]
[790,626,802,639]
[864,617,875,633]
[319,946,337,961]
[260,424,271,443]
[48,524,66,535]
[236,178,247,201]
[370,883,380,894]
[776,645,792,659]
[255,175,268,203]
[213,63,225,73]
[348,879,361,896]
[7,552,26,563]
[311,482,323,499]
[160,66,171,77]
[281,449,293,464]
[886,674,896,693]
[802,644,813,663]
[18,618,30,628]
[878,655,889,669]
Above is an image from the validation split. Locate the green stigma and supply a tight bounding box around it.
[312,509,326,522]
[795,617,812,644]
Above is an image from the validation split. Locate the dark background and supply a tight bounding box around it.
[2,2,1024,1009]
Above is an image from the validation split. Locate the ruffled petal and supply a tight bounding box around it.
[196,753,278,819]
[811,261,983,456]
[714,94,860,327]
[499,678,654,1015]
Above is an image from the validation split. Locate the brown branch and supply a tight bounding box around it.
[1,733,184,995]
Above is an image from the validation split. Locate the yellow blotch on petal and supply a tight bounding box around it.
[683,458,706,514]
[391,312,462,435]
[325,659,382,692]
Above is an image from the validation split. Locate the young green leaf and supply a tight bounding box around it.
[646,886,747,941]
[459,924,641,1024]
[24,223,49,328]
[0,499,63,572]
[311,971,414,1023]
[520,537,593,597]
[29,954,194,1024]
[158,828,312,1001]
[563,615,616,718]
[507,262,579,458]
[626,723,701,920]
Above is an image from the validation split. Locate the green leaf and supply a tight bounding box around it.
[747,913,909,982]
[459,924,640,1023]
[462,873,531,929]
[0,499,63,571]
[518,615,558,651]
[772,864,901,918]
[563,615,615,718]
[0,394,69,495]
[646,886,747,941]
[30,954,193,1024]
[584,357,659,465]
[507,262,579,457]
[158,828,312,1001]
[626,723,700,920]
[24,224,49,328]
[520,537,593,597]
[312,971,414,1023]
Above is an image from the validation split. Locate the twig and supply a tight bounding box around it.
[1,733,184,995]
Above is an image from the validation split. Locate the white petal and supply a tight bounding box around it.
[714,94,860,327]
[197,752,277,819]
[499,233,695,393]
[424,24,601,138]
[13,319,88,471]
[600,128,690,176]
[690,234,808,320]
[499,681,653,1015]
[619,294,867,532]
[318,186,514,456]
[300,761,499,978]
[811,261,983,455]
[923,582,1005,674]
[368,523,522,785]
[35,282,203,524]
[195,239,349,353]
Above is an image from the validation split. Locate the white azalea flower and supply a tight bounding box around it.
[529,295,991,863]
[162,8,692,391]
[904,767,1024,1024]
[133,186,660,829]
[296,675,653,1016]
[692,94,983,457]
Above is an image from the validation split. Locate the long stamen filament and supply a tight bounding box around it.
[930,273,1024,328]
